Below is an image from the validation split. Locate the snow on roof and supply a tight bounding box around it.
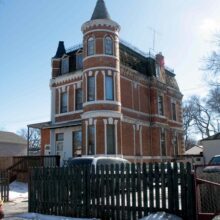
[184,145,203,155]
[0,131,26,145]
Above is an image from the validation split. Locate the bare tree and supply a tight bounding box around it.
[206,86,220,115]
[183,96,218,143]
[17,128,41,149]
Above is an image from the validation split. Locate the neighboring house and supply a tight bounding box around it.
[183,145,204,165]
[184,145,203,156]
[201,133,220,164]
[28,0,184,163]
[0,131,27,156]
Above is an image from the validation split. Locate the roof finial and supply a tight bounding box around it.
[91,0,111,20]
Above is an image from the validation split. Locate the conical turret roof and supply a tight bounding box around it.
[91,0,111,20]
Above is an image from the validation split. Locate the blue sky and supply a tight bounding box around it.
[0,0,220,133]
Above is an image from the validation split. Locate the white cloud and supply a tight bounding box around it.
[199,18,219,40]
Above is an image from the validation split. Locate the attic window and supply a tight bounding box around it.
[76,53,83,70]
[61,57,69,74]
[156,64,160,77]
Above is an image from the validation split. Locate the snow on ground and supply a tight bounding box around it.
[9,181,28,201]
[19,213,100,220]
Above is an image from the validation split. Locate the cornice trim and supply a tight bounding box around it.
[82,110,122,120]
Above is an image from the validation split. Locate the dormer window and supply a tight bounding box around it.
[61,57,69,74]
[155,64,160,77]
[105,36,113,55]
[87,37,95,56]
[76,53,83,70]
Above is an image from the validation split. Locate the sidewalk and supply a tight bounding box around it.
[4,197,28,219]
[3,181,28,220]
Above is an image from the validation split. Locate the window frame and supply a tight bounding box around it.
[171,102,177,121]
[87,76,95,101]
[173,133,179,156]
[75,88,83,110]
[60,91,68,113]
[105,75,114,100]
[104,36,113,55]
[76,53,83,70]
[158,95,164,116]
[160,129,166,156]
[56,133,64,153]
[88,125,95,155]
[61,57,69,74]
[87,37,95,56]
[72,130,82,157]
[107,124,116,154]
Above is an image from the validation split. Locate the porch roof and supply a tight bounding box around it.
[28,120,82,130]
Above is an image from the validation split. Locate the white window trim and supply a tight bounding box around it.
[160,128,167,157]
[87,36,95,56]
[103,118,117,155]
[104,35,114,56]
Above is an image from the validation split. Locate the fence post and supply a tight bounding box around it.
[186,162,196,220]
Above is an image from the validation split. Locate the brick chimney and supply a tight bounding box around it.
[156,52,165,67]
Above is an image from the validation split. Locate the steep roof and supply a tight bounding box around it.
[0,131,26,145]
[91,0,111,20]
[53,41,66,59]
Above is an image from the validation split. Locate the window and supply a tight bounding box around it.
[105,36,113,55]
[160,129,166,156]
[105,75,114,100]
[61,57,69,74]
[87,37,95,56]
[72,130,82,157]
[87,76,95,101]
[171,102,177,121]
[173,134,178,156]
[56,133,64,153]
[107,125,115,154]
[155,64,160,77]
[76,53,83,70]
[60,92,67,113]
[158,95,164,115]
[88,125,95,155]
[75,88,82,110]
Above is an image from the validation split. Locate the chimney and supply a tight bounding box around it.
[156,52,165,67]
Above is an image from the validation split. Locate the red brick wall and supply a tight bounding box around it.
[41,129,50,155]
[121,122,134,155]
[121,78,132,108]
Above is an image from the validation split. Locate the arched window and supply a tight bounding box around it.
[105,36,113,55]
[87,37,95,56]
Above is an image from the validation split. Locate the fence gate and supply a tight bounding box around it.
[195,165,220,220]
[0,171,9,202]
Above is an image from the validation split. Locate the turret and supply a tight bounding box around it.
[81,0,122,156]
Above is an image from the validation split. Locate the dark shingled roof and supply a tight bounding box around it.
[53,41,66,58]
[202,133,220,141]
[91,0,111,20]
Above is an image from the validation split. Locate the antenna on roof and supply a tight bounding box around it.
[147,26,161,53]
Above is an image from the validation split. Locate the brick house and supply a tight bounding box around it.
[28,0,184,163]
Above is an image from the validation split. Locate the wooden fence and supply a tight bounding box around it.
[29,162,196,220]
[0,171,9,201]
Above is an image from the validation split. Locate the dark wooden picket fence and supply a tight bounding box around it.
[29,162,196,220]
[0,170,9,201]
